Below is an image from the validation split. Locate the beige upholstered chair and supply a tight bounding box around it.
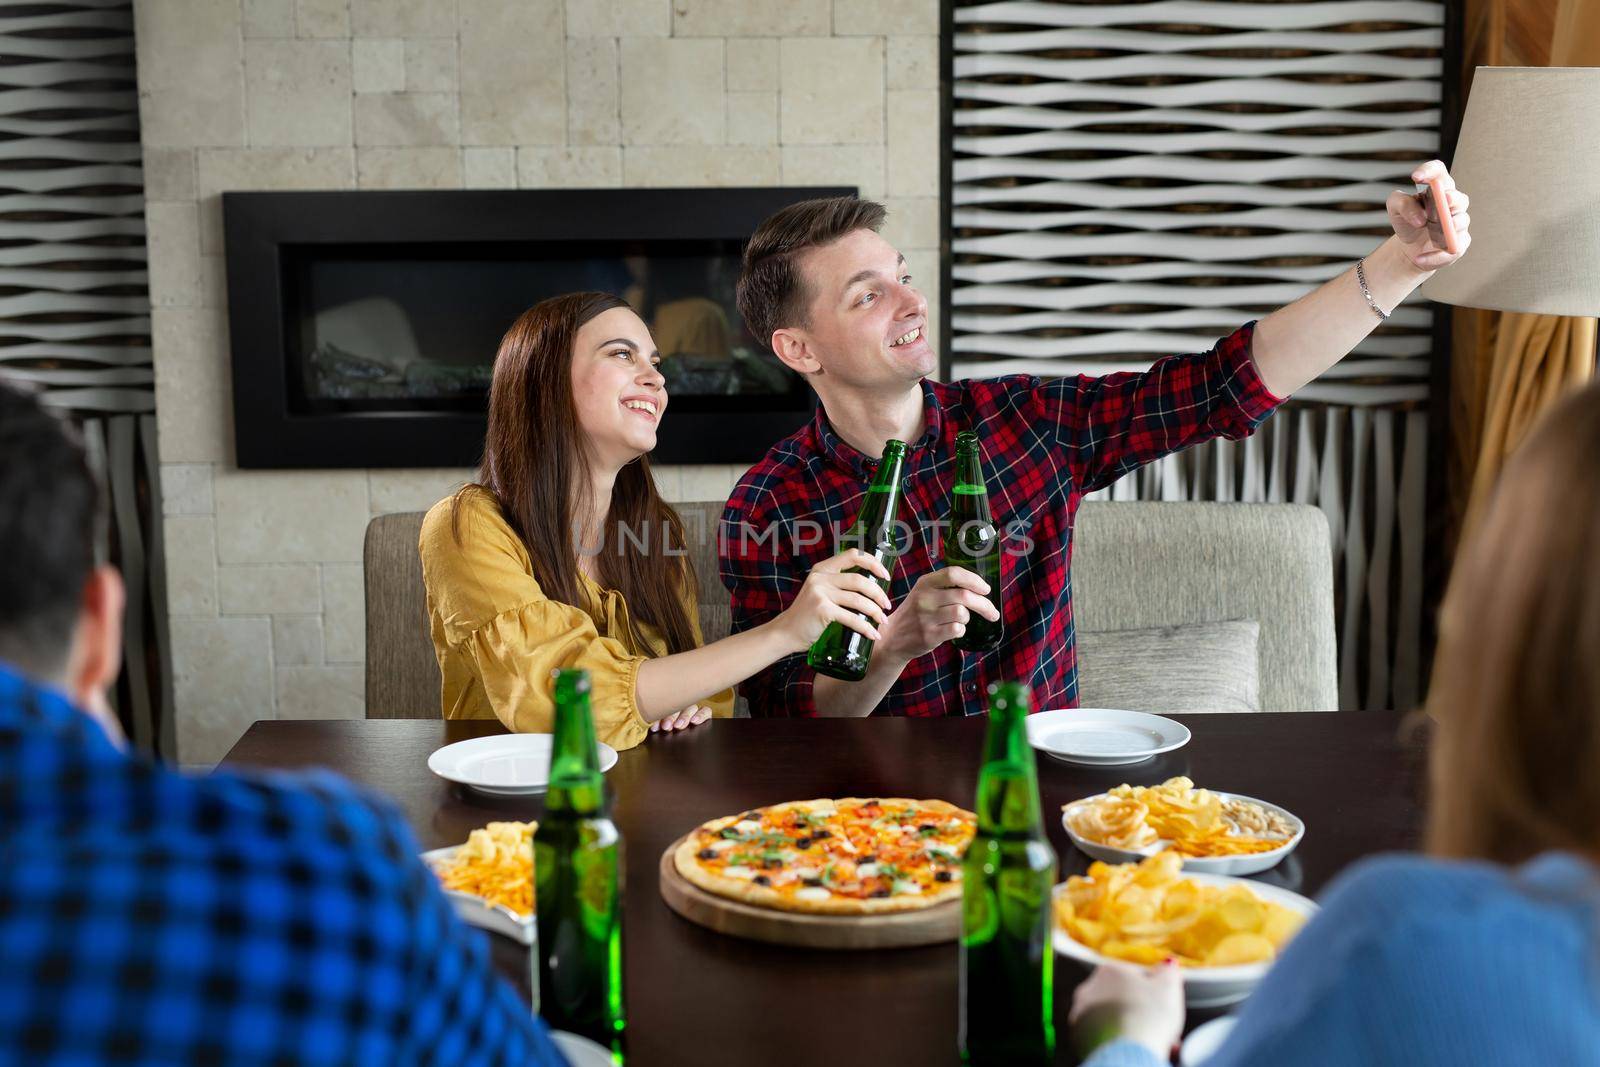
[1071,501,1337,712]
[670,499,735,644]
[363,512,440,718]
[361,503,737,719]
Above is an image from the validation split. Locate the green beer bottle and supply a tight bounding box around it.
[960,681,1056,1065]
[944,431,1003,654]
[806,439,908,682]
[534,669,624,1050]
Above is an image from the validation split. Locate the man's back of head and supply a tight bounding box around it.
[0,380,123,735]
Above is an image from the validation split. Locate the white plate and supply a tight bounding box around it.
[422,844,533,946]
[1026,708,1190,766]
[427,733,619,796]
[1181,1016,1238,1066]
[1061,791,1304,876]
[1053,872,1317,1008]
[551,1030,615,1066]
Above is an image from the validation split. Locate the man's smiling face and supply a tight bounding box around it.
[784,228,935,390]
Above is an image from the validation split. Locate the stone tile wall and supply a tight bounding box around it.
[135,0,942,762]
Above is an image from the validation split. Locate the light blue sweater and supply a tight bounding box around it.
[1084,852,1600,1067]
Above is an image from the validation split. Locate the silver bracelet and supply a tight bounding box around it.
[1355,258,1388,321]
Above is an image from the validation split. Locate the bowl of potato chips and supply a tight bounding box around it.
[1054,852,1315,1007]
[1063,777,1304,876]
[423,820,535,945]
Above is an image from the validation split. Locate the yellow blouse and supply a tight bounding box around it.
[418,488,735,750]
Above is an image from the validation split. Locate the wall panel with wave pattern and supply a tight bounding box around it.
[0,1,167,753]
[950,0,1446,710]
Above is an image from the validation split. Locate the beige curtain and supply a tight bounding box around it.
[1462,314,1596,529]
[1451,0,1600,546]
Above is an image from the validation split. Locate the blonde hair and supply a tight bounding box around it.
[1425,381,1600,864]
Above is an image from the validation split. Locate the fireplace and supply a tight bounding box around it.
[222,187,850,469]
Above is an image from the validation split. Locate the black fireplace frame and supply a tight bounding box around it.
[223,186,851,469]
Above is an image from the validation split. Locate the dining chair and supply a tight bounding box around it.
[669,499,735,644]
[363,511,441,718]
[1071,501,1338,712]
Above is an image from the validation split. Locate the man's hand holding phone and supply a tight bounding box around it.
[1388,159,1471,272]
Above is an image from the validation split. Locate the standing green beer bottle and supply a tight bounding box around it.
[960,681,1056,1065]
[807,439,908,681]
[944,431,1003,654]
[534,669,624,1051]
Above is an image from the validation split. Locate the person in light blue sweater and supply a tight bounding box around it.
[1070,378,1600,1067]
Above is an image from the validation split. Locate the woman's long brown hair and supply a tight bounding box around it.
[456,291,698,656]
[1425,380,1600,865]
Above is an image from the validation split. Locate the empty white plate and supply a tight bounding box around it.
[550,1030,615,1066]
[1181,1015,1238,1065]
[427,733,619,797]
[1026,708,1190,766]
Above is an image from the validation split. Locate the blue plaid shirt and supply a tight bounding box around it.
[0,663,566,1066]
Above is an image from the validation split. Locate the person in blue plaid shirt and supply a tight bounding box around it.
[0,380,566,1065]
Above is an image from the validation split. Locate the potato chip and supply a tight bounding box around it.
[1259,905,1308,946]
[1100,939,1169,965]
[1217,892,1263,931]
[1054,853,1304,969]
[1206,932,1276,967]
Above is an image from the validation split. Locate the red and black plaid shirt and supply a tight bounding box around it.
[717,321,1283,718]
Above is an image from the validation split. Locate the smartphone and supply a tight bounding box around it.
[1422,176,1460,255]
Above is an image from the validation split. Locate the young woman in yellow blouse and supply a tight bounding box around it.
[419,291,890,750]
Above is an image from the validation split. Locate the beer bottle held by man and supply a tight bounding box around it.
[944,431,1003,654]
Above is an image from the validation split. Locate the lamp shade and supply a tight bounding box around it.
[1418,67,1600,317]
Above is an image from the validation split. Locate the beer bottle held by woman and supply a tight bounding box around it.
[807,439,908,681]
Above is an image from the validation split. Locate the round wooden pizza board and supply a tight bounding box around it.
[657,835,961,950]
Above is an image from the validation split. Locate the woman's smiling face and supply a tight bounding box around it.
[569,306,668,470]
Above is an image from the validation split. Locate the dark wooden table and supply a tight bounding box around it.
[223,713,1428,1066]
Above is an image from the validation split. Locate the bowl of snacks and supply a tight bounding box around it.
[423,820,535,945]
[1062,777,1303,876]
[1053,852,1315,1007]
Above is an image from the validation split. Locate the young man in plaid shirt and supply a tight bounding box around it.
[0,381,566,1065]
[720,162,1471,719]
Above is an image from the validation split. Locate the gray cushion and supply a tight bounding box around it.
[1077,619,1260,714]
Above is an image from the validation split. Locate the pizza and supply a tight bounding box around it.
[673,798,976,915]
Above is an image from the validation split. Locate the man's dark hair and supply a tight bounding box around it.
[735,196,887,354]
[0,380,103,680]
